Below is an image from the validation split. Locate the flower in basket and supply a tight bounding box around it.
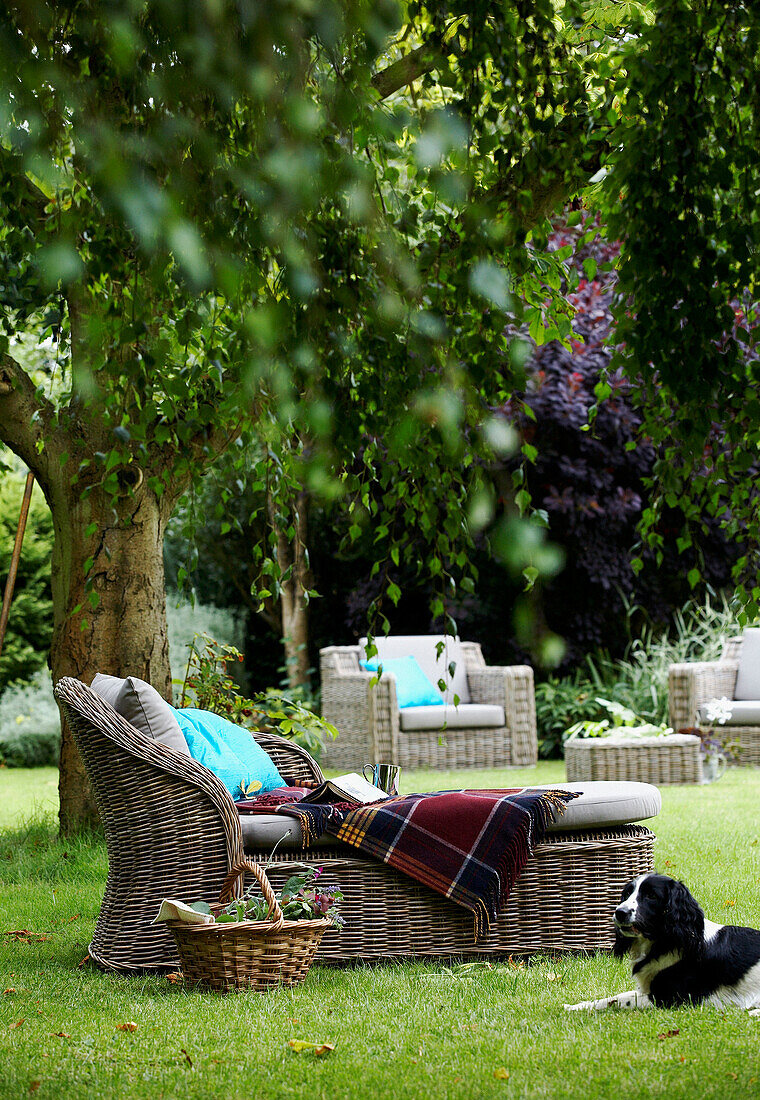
[190,865,345,928]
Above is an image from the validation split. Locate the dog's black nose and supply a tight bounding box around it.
[614,907,631,925]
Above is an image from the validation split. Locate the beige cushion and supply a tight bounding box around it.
[360,635,470,705]
[534,781,661,832]
[239,780,661,851]
[698,699,760,725]
[734,628,760,699]
[91,673,189,756]
[399,703,505,731]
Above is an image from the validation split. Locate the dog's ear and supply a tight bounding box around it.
[612,926,630,958]
[666,880,704,954]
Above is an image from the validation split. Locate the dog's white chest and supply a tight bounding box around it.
[632,944,681,995]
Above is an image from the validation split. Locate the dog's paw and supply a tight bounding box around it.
[564,1000,596,1012]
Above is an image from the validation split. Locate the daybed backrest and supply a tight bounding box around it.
[359,634,471,705]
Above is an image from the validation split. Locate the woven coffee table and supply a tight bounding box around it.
[564,733,702,785]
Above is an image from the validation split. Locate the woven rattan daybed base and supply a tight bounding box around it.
[248,825,655,961]
[54,676,655,970]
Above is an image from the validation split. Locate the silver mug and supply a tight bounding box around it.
[363,762,401,797]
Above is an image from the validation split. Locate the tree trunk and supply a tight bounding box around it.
[47,469,174,834]
[275,492,312,692]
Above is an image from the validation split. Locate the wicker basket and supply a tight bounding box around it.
[167,859,330,992]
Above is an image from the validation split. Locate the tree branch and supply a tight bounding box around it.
[0,147,51,227]
[0,354,59,479]
[472,116,611,231]
[371,43,442,100]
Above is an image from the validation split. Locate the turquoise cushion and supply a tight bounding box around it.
[360,655,444,709]
[171,708,284,801]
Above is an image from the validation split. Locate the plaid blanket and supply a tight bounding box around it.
[239,787,577,938]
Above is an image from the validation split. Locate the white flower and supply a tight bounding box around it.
[704,697,732,725]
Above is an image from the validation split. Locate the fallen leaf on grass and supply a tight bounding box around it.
[9,1020,25,1029]
[494,1068,510,1080]
[658,1029,680,1040]
[116,1022,138,1032]
[288,1039,335,1056]
[4,989,16,995]
[28,1083,40,1094]
[53,1032,72,1039]
[180,1048,193,1066]
[725,900,736,908]
[77,955,91,969]
[3,930,51,942]
[728,1073,738,1081]
[166,973,183,985]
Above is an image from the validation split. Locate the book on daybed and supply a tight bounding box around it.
[301,772,388,805]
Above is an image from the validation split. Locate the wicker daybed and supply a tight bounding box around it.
[564,733,703,785]
[54,677,655,972]
[669,634,760,767]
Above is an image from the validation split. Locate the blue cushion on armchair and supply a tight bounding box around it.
[360,655,444,709]
[171,707,284,800]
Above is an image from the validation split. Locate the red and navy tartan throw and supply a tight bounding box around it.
[239,787,578,939]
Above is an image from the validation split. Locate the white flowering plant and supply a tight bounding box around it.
[563,697,673,743]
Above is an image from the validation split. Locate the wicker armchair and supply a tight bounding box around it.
[320,639,537,770]
[669,635,760,766]
[53,677,323,972]
[55,677,654,970]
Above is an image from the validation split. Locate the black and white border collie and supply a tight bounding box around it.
[565,872,760,1013]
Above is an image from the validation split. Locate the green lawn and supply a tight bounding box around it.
[1,764,759,1100]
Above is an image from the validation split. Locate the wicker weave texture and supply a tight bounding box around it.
[320,643,538,770]
[668,636,760,766]
[565,737,702,785]
[706,726,760,767]
[168,859,329,991]
[56,676,654,970]
[248,825,655,959]
[171,920,327,991]
[53,678,324,972]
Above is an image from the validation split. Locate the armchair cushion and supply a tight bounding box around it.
[91,673,189,756]
[171,707,285,800]
[360,655,443,709]
[698,699,760,725]
[360,634,470,704]
[733,628,760,699]
[399,703,505,731]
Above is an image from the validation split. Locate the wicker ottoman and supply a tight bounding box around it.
[564,734,702,785]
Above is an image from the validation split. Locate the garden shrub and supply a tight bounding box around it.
[0,669,60,766]
[499,214,742,670]
[537,595,741,756]
[0,474,54,691]
[0,597,246,767]
[166,593,246,689]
